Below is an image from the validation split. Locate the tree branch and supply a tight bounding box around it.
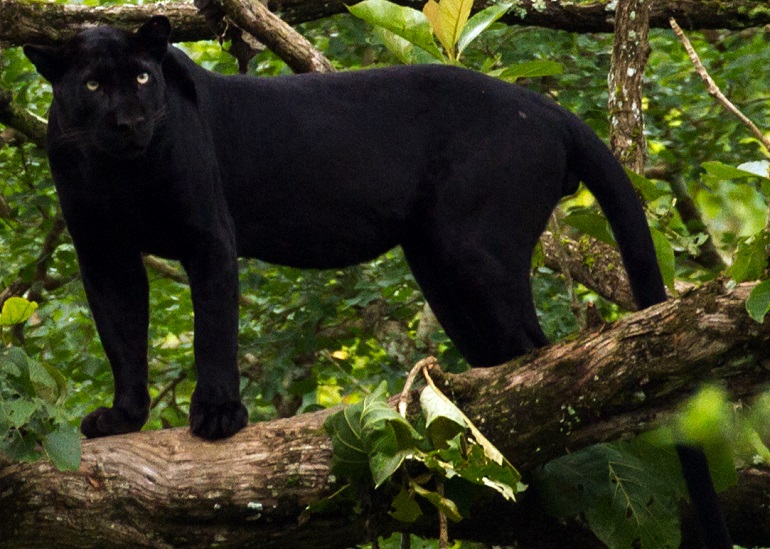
[670,17,770,152]
[1,0,769,48]
[2,280,768,548]
[216,0,334,73]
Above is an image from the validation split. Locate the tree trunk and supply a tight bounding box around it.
[2,280,769,548]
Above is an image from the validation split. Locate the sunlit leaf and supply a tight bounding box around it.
[422,0,473,60]
[456,2,511,57]
[348,0,445,61]
[0,297,38,326]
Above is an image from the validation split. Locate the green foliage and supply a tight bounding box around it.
[348,0,518,66]
[538,438,685,549]
[323,378,521,535]
[0,298,80,470]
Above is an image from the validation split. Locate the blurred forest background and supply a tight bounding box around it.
[1,0,770,547]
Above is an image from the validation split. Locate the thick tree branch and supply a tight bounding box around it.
[2,280,769,548]
[215,0,334,73]
[0,84,46,149]
[1,0,769,49]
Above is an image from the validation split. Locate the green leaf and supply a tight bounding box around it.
[456,2,511,57]
[0,297,38,326]
[324,382,421,487]
[650,229,675,291]
[736,160,770,180]
[702,160,770,182]
[625,169,669,202]
[422,0,473,60]
[348,0,446,62]
[728,232,768,283]
[450,443,521,502]
[500,60,564,82]
[2,399,38,428]
[747,279,770,323]
[374,28,440,65]
[389,486,423,522]
[412,481,463,522]
[538,442,682,549]
[420,384,466,448]
[42,426,81,471]
[563,212,615,245]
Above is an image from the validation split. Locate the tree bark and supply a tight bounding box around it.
[2,280,769,548]
[608,0,651,174]
[1,0,769,48]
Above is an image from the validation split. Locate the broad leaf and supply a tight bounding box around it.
[625,169,669,202]
[563,212,615,245]
[420,384,466,448]
[324,382,421,487]
[728,232,768,283]
[650,228,675,291]
[702,160,770,182]
[422,0,473,60]
[389,486,423,522]
[42,426,81,471]
[374,28,440,65]
[348,0,445,61]
[456,2,511,57]
[0,297,38,326]
[500,60,564,82]
[538,443,683,549]
[747,279,770,322]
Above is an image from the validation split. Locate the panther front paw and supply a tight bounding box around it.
[189,397,248,440]
[81,406,148,438]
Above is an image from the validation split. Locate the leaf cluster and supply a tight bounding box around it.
[322,380,521,532]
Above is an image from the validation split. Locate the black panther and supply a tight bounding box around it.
[24,15,667,437]
[24,15,731,548]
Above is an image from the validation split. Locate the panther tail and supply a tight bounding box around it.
[568,120,666,309]
[569,119,732,548]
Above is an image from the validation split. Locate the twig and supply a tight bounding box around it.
[398,356,436,418]
[670,17,770,152]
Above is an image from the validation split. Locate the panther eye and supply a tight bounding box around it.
[136,72,150,85]
[85,80,100,92]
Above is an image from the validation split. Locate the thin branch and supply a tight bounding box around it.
[670,17,770,152]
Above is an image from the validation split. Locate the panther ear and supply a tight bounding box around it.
[138,15,171,61]
[23,44,66,83]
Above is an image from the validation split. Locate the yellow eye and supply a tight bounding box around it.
[136,72,150,85]
[86,80,99,92]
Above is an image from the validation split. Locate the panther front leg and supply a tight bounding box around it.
[77,248,151,438]
[183,229,248,440]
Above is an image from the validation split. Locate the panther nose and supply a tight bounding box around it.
[114,112,146,133]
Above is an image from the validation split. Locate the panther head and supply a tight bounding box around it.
[24,16,172,158]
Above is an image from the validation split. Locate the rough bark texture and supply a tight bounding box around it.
[541,231,638,312]
[1,280,769,548]
[608,0,651,174]
[215,0,334,73]
[1,0,769,48]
